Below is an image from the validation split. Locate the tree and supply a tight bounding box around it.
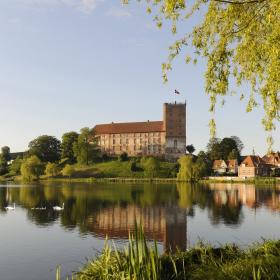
[177,154,208,181]
[196,151,212,176]
[230,136,244,154]
[61,131,79,163]
[186,144,195,155]
[142,157,160,178]
[206,136,242,160]
[1,146,11,162]
[0,146,11,175]
[228,149,239,160]
[73,128,99,165]
[45,162,59,177]
[20,156,45,181]
[219,137,239,160]
[177,155,194,182]
[62,164,75,178]
[9,157,23,176]
[128,0,280,139]
[28,135,61,163]
[206,138,223,160]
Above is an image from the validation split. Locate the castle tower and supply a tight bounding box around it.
[163,102,186,160]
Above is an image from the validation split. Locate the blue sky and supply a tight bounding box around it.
[0,0,279,155]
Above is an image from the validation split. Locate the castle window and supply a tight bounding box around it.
[174,140,178,148]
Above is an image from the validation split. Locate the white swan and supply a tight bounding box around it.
[31,206,47,210]
[5,203,15,211]
[53,203,64,211]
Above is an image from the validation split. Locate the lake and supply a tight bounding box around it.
[0,182,280,280]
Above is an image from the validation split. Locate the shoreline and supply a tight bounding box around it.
[1,176,279,185]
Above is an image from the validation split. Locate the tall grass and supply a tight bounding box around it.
[56,225,280,280]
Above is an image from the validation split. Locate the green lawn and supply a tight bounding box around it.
[71,160,177,179]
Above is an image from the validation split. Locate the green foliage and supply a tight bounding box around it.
[127,0,280,138]
[59,222,280,280]
[186,144,195,154]
[9,157,23,176]
[142,157,160,178]
[177,154,208,181]
[177,155,193,182]
[73,128,99,165]
[73,223,176,280]
[28,135,61,163]
[228,149,239,160]
[62,164,75,178]
[118,152,129,162]
[61,131,79,163]
[45,162,60,177]
[1,146,11,162]
[207,136,243,160]
[20,155,45,181]
[0,146,11,175]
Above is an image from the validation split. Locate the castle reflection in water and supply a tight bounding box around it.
[1,182,280,251]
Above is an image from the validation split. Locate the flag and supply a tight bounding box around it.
[175,89,180,95]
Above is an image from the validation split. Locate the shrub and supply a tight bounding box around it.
[45,162,59,177]
[62,164,75,178]
[118,152,128,162]
[143,157,160,178]
[20,155,45,181]
[9,157,23,176]
[129,160,137,172]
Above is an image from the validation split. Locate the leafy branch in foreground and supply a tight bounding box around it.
[123,0,279,143]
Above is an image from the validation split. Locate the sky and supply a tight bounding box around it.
[0,0,279,155]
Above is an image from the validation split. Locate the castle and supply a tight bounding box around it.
[93,102,186,160]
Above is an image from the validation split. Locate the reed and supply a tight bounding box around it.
[56,226,280,280]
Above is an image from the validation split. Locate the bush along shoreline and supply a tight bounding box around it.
[56,224,280,280]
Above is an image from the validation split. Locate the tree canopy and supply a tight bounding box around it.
[20,155,45,181]
[28,135,61,163]
[61,131,79,163]
[73,128,99,165]
[206,136,243,160]
[125,0,280,143]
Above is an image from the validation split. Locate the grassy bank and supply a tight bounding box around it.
[57,228,280,280]
[201,176,280,185]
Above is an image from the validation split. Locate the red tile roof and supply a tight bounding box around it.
[212,160,227,169]
[241,155,264,167]
[262,152,280,166]
[227,159,238,168]
[93,121,165,135]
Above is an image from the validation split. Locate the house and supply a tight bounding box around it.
[262,152,280,167]
[227,159,238,174]
[212,159,238,175]
[238,155,270,178]
[262,152,280,176]
[93,102,186,161]
[212,160,228,174]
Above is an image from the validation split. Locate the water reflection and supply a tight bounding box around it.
[0,182,280,251]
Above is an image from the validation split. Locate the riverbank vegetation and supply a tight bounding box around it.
[1,130,278,183]
[57,225,280,280]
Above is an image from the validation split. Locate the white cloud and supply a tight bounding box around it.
[106,7,131,18]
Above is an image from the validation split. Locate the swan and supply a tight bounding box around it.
[53,203,64,211]
[31,206,47,210]
[5,203,15,211]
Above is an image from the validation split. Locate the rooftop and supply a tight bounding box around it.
[93,121,165,135]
